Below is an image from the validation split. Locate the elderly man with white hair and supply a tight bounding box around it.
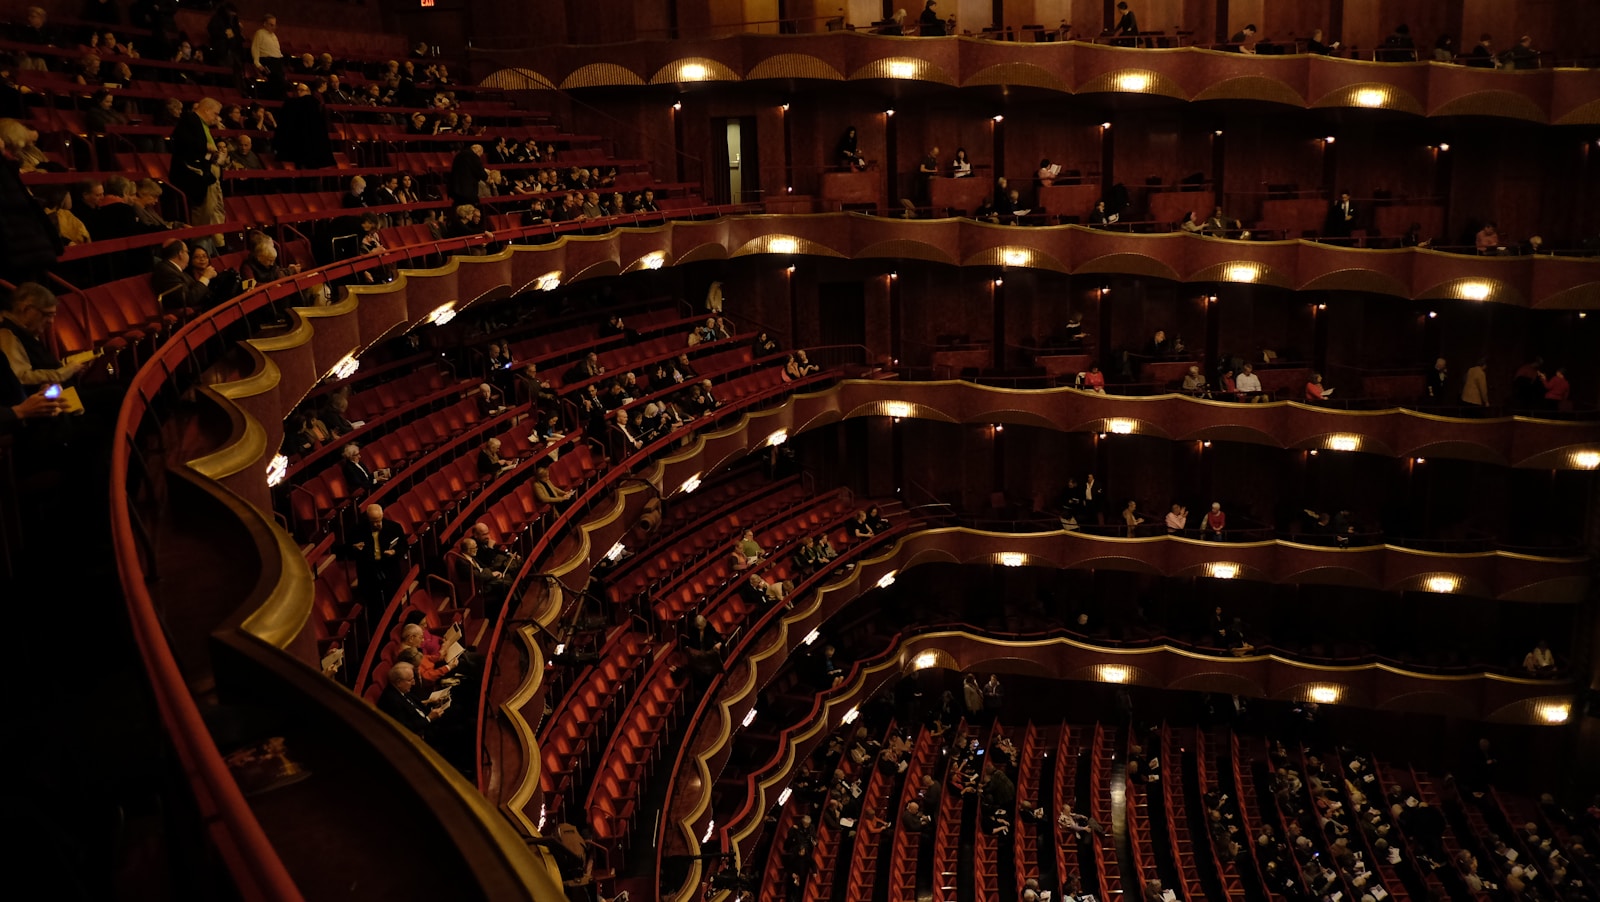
[345,503,406,606]
[376,661,444,738]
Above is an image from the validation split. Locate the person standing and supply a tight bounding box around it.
[918,0,943,36]
[1324,190,1356,241]
[962,673,983,717]
[251,13,285,97]
[1460,358,1489,410]
[168,97,226,247]
[448,143,487,207]
[982,674,1003,716]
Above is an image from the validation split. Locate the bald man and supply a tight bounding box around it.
[345,503,406,606]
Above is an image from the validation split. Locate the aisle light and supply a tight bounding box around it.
[778,787,793,806]
[803,629,821,645]
[877,571,898,589]
[842,706,860,724]
[330,353,361,379]
[678,472,703,494]
[266,454,288,487]
[743,708,758,727]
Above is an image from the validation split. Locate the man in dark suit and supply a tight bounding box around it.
[340,442,387,493]
[1468,34,1496,68]
[448,143,486,207]
[344,502,406,607]
[1112,2,1139,46]
[1324,191,1356,241]
[151,239,213,312]
[168,97,222,227]
[376,662,440,739]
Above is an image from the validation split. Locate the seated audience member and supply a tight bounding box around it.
[1165,504,1188,534]
[1306,28,1340,54]
[1234,363,1266,401]
[1476,222,1504,254]
[377,662,447,739]
[477,437,516,477]
[229,134,263,170]
[454,536,512,603]
[1522,640,1556,677]
[1379,23,1417,62]
[782,353,804,382]
[340,442,389,491]
[1542,367,1569,410]
[1229,23,1257,51]
[1468,34,1496,67]
[1205,502,1227,540]
[795,350,821,376]
[152,240,213,312]
[1,283,87,388]
[1500,34,1539,69]
[1179,211,1205,233]
[132,179,173,230]
[1082,365,1106,393]
[1304,373,1333,401]
[734,529,765,568]
[747,569,795,605]
[40,186,90,245]
[470,523,518,572]
[1182,365,1209,396]
[532,465,574,508]
[901,800,932,832]
[754,331,780,356]
[1087,200,1117,226]
[1204,205,1242,235]
[865,505,891,534]
[792,536,819,576]
[849,510,875,540]
[1147,329,1172,356]
[1122,499,1145,535]
[1036,158,1060,187]
[474,381,506,417]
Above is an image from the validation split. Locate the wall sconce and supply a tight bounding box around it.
[1425,574,1460,594]
[265,453,288,487]
[330,352,361,379]
[1002,249,1029,267]
[1307,685,1342,704]
[769,236,798,254]
[1438,142,1450,151]
[884,401,912,418]
[1327,434,1359,452]
[425,303,456,326]
[999,552,1025,567]
[1098,665,1130,683]
[1100,121,1112,130]
[877,571,898,589]
[780,102,790,112]
[672,100,682,111]
[992,114,1004,123]
[1107,418,1135,434]
[640,251,666,270]
[912,651,939,670]
[888,60,916,78]
[535,271,563,291]
[766,428,789,446]
[1117,72,1151,91]
[803,629,820,645]
[678,472,703,493]
[993,277,1004,287]
[1323,136,1336,145]
[884,108,895,117]
[842,706,859,724]
[777,787,793,806]
[1207,562,1240,580]
[1427,311,1438,319]
[1572,451,1599,469]
[1457,281,1492,301]
[680,62,708,80]
[1353,88,1386,107]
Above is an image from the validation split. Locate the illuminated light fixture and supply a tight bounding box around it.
[1353,88,1386,107]
[766,428,789,447]
[1099,665,1130,684]
[1207,562,1240,580]
[1107,418,1136,435]
[1425,575,1460,594]
[842,706,860,725]
[992,114,1004,122]
[877,571,898,589]
[1002,249,1029,267]
[1323,136,1336,144]
[769,236,798,254]
[605,541,626,562]
[777,787,793,806]
[672,100,682,111]
[1414,457,1426,464]
[889,271,898,280]
[999,552,1026,568]
[993,277,1004,287]
[702,820,716,844]
[742,708,758,728]
[1202,440,1212,448]
[1428,311,1438,319]
[1438,143,1450,152]
[426,301,457,326]
[678,473,703,494]
[1579,312,1587,319]
[780,103,790,112]
[1327,434,1360,452]
[888,60,916,78]
[1224,263,1261,283]
[1214,129,1224,136]
[265,453,288,487]
[640,251,666,270]
[884,108,895,117]
[1117,72,1151,92]
[1100,121,1111,129]
[680,62,708,80]
[537,803,547,832]
[1317,303,1327,310]
[913,651,939,670]
[1457,281,1492,301]
[994,424,1004,433]
[803,629,821,645]
[535,271,562,291]
[554,643,567,655]
[330,353,361,380]
[1538,703,1571,724]
[1572,451,1599,470]
[1307,685,1342,704]
[884,401,912,418]
[1309,450,1318,456]
[786,265,796,275]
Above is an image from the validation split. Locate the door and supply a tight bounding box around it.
[712,116,762,205]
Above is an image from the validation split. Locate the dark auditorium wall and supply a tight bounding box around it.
[449,0,1600,62]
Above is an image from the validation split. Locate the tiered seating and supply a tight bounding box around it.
[1012,723,1049,894]
[536,629,656,821]
[843,719,900,899]
[887,726,937,900]
[931,717,968,902]
[1154,725,1206,899]
[798,728,875,902]
[972,720,1004,902]
[1089,723,1124,898]
[1127,733,1154,894]
[1052,724,1083,896]
[1194,730,1255,902]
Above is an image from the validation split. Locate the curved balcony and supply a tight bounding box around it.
[655,522,1581,897]
[106,211,1590,897]
[476,35,1600,126]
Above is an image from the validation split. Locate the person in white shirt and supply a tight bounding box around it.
[1234,363,1267,402]
[1522,640,1556,677]
[251,14,285,96]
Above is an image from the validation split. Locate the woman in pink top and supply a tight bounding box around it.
[1304,373,1331,401]
[1082,366,1105,393]
[1543,366,1569,409]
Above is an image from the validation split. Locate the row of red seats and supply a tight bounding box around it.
[463,440,605,555]
[1090,723,1124,898]
[1051,724,1087,902]
[1192,731,1252,902]
[537,629,655,821]
[607,478,805,606]
[888,726,939,898]
[357,572,473,707]
[930,717,971,902]
[972,720,1006,901]
[844,718,904,898]
[502,307,690,374]
[1012,723,1047,897]
[288,363,463,475]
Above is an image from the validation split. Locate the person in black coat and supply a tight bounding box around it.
[151,239,214,312]
[343,503,407,606]
[376,662,438,739]
[0,120,60,283]
[448,143,487,206]
[167,99,221,219]
[274,82,335,169]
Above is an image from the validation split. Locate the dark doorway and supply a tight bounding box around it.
[711,116,761,205]
[817,281,866,349]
